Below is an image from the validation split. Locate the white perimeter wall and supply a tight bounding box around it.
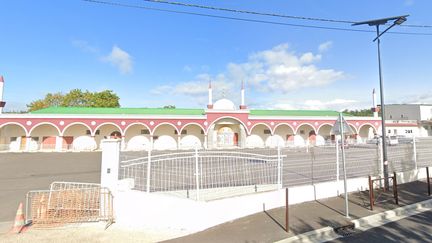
[112,168,429,233]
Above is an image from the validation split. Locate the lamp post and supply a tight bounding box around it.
[353,15,408,189]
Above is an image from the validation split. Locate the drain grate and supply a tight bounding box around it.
[333,223,358,237]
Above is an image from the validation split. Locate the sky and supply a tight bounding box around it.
[1,0,432,112]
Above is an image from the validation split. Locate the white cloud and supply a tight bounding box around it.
[72,40,98,53]
[183,65,192,72]
[399,91,432,104]
[226,43,344,93]
[272,98,358,111]
[151,43,345,107]
[404,0,414,6]
[318,41,333,52]
[103,45,133,74]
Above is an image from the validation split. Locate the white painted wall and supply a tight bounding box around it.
[265,135,284,148]
[73,136,97,151]
[113,168,428,233]
[179,125,204,149]
[245,134,264,148]
[127,135,151,151]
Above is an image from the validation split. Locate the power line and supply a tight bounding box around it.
[141,0,432,28]
[82,0,432,36]
[141,0,353,24]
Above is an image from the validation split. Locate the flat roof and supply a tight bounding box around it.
[30,107,351,117]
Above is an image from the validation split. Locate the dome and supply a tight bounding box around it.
[213,98,236,110]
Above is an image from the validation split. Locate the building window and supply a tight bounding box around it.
[153,136,159,140]
[32,137,39,142]
[388,129,391,134]
[141,129,150,135]
[10,137,17,142]
[390,115,393,119]
[95,130,100,135]
[401,114,404,118]
[300,130,305,135]
[86,130,91,135]
[264,129,271,134]
[200,130,204,134]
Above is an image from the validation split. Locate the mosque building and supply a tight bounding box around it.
[0,76,381,151]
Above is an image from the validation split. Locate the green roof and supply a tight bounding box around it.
[30,107,348,117]
[250,109,350,117]
[30,107,206,115]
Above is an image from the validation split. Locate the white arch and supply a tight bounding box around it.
[152,122,178,136]
[28,122,61,136]
[94,122,123,136]
[358,123,377,134]
[273,123,295,134]
[207,116,248,134]
[347,124,358,134]
[124,122,151,135]
[295,123,317,135]
[61,122,92,136]
[180,122,205,135]
[0,122,28,136]
[249,122,273,135]
[317,123,333,134]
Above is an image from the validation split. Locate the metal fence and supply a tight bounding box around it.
[118,137,432,201]
[26,182,113,226]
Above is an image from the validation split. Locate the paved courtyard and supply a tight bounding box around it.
[0,152,101,222]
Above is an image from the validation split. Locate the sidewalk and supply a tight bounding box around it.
[0,180,431,243]
[163,180,432,243]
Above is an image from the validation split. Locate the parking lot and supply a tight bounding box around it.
[0,152,101,222]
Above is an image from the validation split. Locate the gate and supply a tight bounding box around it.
[26,182,113,227]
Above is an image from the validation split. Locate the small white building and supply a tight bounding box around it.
[385,104,432,137]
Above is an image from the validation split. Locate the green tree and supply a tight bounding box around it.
[27,89,120,112]
[91,90,120,107]
[343,108,373,117]
[163,105,176,109]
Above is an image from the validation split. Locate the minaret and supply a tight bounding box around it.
[239,80,247,109]
[207,80,213,109]
[0,76,5,114]
[372,88,378,118]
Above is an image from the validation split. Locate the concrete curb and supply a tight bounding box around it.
[275,226,339,243]
[352,198,432,231]
[275,198,432,243]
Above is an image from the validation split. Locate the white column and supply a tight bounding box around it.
[373,89,378,118]
[25,136,31,152]
[101,139,121,191]
[0,76,4,114]
[177,134,181,150]
[207,80,213,109]
[55,136,63,152]
[121,136,126,151]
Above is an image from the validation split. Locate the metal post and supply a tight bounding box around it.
[376,25,390,190]
[369,175,374,211]
[195,147,200,201]
[277,145,282,189]
[339,113,349,218]
[413,137,417,170]
[146,149,151,193]
[336,138,340,186]
[285,187,289,232]
[393,172,399,205]
[427,167,431,196]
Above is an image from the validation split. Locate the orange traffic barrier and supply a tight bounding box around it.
[10,202,26,233]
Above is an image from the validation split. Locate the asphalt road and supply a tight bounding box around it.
[0,152,101,222]
[330,210,432,243]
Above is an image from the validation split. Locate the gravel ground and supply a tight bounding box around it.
[0,222,190,243]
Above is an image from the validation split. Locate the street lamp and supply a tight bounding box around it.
[353,15,408,189]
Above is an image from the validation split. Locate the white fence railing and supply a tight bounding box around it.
[115,137,432,201]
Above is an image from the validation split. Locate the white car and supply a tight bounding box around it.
[387,136,399,146]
